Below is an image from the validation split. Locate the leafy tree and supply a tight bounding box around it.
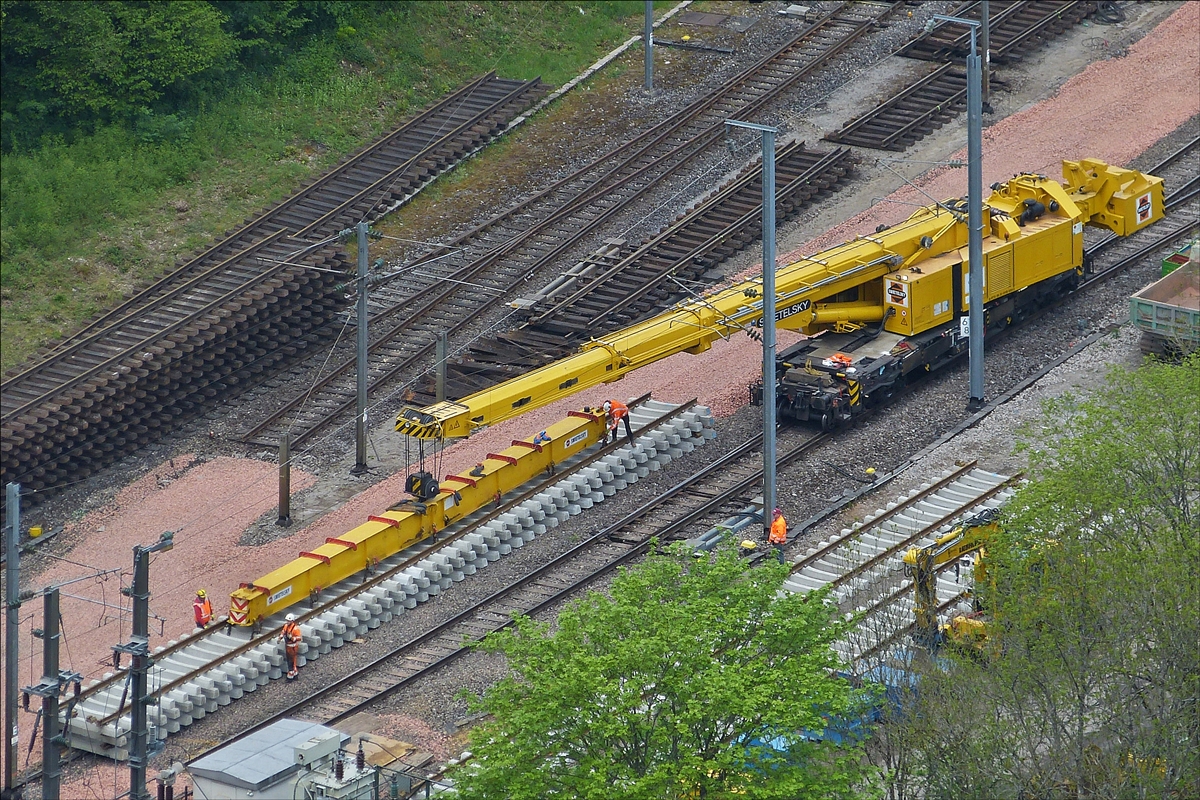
[0,1,361,149]
[449,542,879,800]
[1,1,236,141]
[882,355,1200,799]
[211,1,355,69]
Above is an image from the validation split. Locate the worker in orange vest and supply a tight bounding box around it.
[603,399,633,444]
[280,613,303,680]
[193,589,213,628]
[769,507,788,564]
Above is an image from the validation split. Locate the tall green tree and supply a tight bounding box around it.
[881,355,1200,799]
[1,0,236,140]
[450,543,879,800]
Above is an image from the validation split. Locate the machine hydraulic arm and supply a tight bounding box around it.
[903,508,1001,651]
[396,159,1163,440]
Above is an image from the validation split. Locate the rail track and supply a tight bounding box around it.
[782,463,1021,665]
[19,138,1192,785]
[182,457,1020,797]
[825,62,972,152]
[49,127,1198,740]
[827,0,1098,151]
[0,74,549,509]
[519,146,855,337]
[177,123,1200,800]
[898,0,1099,64]
[426,143,856,398]
[40,399,716,765]
[238,1,900,448]
[184,424,825,758]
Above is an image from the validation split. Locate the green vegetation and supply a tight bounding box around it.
[0,1,650,370]
[449,542,879,800]
[873,355,1200,799]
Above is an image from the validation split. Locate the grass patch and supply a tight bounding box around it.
[0,1,653,371]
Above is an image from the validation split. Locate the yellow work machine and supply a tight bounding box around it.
[902,508,1001,654]
[395,159,1163,440]
[229,408,608,626]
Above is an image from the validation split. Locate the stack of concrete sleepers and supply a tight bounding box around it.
[65,399,715,759]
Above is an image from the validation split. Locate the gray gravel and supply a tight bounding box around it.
[148,112,1198,772]
[24,1,1193,788]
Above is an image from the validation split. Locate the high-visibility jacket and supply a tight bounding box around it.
[281,621,302,647]
[193,597,213,626]
[604,398,633,424]
[769,515,787,545]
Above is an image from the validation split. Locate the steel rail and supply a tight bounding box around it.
[528,146,855,331]
[1,75,547,506]
[3,73,528,382]
[191,427,836,756]
[239,1,900,447]
[831,1,1097,151]
[75,396,669,727]
[239,144,853,446]
[2,230,291,422]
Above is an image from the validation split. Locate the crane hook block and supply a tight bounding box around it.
[405,470,440,500]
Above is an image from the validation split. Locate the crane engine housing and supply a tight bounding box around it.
[751,160,1164,428]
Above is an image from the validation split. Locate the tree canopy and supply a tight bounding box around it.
[0,0,354,148]
[874,355,1200,799]
[450,543,879,800]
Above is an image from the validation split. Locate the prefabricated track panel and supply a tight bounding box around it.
[897,1,1099,64]
[779,466,1021,665]
[231,409,609,625]
[62,400,714,760]
[830,1,1098,152]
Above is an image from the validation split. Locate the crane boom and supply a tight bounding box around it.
[397,159,1163,439]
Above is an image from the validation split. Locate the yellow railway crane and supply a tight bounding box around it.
[395,159,1163,441]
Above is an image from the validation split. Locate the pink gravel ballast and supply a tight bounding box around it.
[6,457,315,692]
[780,2,1200,261]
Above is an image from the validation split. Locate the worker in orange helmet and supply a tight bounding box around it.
[193,589,213,629]
[603,399,633,444]
[768,507,788,564]
[280,613,303,680]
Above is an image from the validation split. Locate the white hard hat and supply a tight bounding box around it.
[285,613,296,622]
[603,401,612,411]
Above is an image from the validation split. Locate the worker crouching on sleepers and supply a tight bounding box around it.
[603,399,633,444]
[193,589,213,628]
[769,508,788,564]
[280,613,303,680]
